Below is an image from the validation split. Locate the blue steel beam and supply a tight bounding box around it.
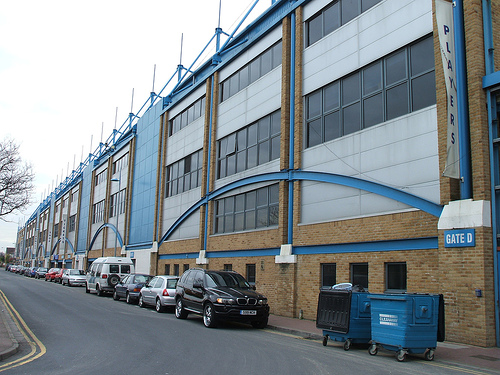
[86,223,124,257]
[159,170,443,245]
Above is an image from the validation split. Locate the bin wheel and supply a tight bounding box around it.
[424,349,435,361]
[322,335,328,346]
[343,339,352,351]
[396,350,407,362]
[368,344,378,356]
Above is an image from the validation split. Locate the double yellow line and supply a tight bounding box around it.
[0,290,46,372]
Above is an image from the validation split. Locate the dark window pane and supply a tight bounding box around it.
[184,173,191,191]
[269,205,279,225]
[256,207,268,227]
[324,111,341,141]
[249,59,260,83]
[218,159,226,179]
[235,194,245,212]
[236,150,246,172]
[271,136,280,160]
[234,213,245,231]
[187,105,194,123]
[261,49,272,76]
[362,0,381,12]
[229,74,239,97]
[258,117,270,141]
[219,137,227,157]
[225,197,234,214]
[239,65,249,89]
[307,91,322,119]
[363,61,382,95]
[343,102,361,135]
[412,71,436,111]
[324,81,340,112]
[342,0,360,24]
[307,119,322,148]
[272,42,282,68]
[386,263,407,291]
[247,145,258,168]
[237,129,247,150]
[257,188,267,206]
[351,263,369,289]
[269,184,279,204]
[363,93,384,128]
[324,2,341,35]
[258,140,270,165]
[227,154,236,176]
[386,82,408,120]
[307,13,323,46]
[225,215,234,233]
[246,191,256,208]
[248,124,257,146]
[245,210,256,229]
[321,264,336,287]
[410,37,434,75]
[222,80,230,101]
[386,50,407,85]
[342,72,360,104]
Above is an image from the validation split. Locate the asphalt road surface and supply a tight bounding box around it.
[0,271,485,375]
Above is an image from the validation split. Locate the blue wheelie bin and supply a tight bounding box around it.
[316,287,371,350]
[367,293,445,361]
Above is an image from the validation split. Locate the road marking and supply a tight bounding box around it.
[426,361,494,375]
[0,289,46,372]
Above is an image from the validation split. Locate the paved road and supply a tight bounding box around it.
[0,271,491,375]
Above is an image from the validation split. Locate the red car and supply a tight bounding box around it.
[45,268,60,282]
[54,269,65,283]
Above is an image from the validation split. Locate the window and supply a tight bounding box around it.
[71,191,78,203]
[165,149,203,197]
[305,35,435,148]
[220,41,282,102]
[92,200,105,224]
[169,96,206,136]
[110,189,126,217]
[224,264,232,271]
[351,263,368,290]
[214,184,279,234]
[385,262,407,292]
[217,110,280,179]
[54,223,59,238]
[68,215,76,233]
[95,170,106,186]
[183,264,189,272]
[165,264,170,275]
[321,263,336,287]
[305,0,381,47]
[174,264,180,276]
[112,154,129,175]
[246,264,256,285]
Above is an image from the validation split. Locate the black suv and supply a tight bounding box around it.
[175,268,269,328]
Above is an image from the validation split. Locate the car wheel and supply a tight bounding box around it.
[68,281,72,287]
[96,285,103,296]
[126,293,133,304]
[203,303,217,328]
[251,317,268,329]
[85,284,90,293]
[155,298,164,313]
[138,295,145,308]
[175,298,188,319]
[113,290,120,301]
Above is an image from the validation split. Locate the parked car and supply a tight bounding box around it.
[86,257,134,296]
[113,273,154,304]
[35,267,48,279]
[45,268,60,281]
[54,269,65,283]
[27,267,39,277]
[61,269,86,287]
[138,275,178,312]
[175,268,269,328]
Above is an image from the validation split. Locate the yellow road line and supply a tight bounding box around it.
[426,361,494,375]
[0,290,46,372]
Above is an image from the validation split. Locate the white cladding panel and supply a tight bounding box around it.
[301,108,439,224]
[162,187,202,240]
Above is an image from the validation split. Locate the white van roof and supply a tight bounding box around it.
[93,257,134,264]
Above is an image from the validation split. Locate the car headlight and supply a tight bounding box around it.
[216,297,235,304]
[258,298,268,305]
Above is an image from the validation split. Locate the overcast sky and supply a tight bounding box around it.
[0,0,272,252]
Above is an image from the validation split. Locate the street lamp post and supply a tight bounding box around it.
[111,177,121,257]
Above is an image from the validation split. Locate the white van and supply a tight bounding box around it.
[86,257,134,296]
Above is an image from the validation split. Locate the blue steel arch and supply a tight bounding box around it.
[159,170,443,245]
[50,238,76,255]
[87,223,124,257]
[36,243,45,258]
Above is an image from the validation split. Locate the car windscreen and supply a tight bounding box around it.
[206,272,251,289]
[69,270,85,275]
[134,275,152,283]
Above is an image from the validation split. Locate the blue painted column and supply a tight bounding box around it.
[454,0,472,199]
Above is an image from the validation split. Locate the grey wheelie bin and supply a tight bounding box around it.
[367,293,445,361]
[316,287,371,350]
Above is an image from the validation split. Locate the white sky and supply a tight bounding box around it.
[0,0,272,252]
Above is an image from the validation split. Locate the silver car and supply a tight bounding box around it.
[139,275,179,312]
[62,269,86,287]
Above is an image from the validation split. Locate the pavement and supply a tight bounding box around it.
[0,299,499,372]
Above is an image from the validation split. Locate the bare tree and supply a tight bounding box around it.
[0,138,35,221]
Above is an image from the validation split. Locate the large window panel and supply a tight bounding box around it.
[386,83,408,121]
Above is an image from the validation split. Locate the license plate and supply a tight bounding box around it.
[240,310,257,316]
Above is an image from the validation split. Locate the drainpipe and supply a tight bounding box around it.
[287,12,296,245]
[453,0,472,199]
[204,75,216,251]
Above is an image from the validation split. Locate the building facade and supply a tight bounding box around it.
[16,0,500,347]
